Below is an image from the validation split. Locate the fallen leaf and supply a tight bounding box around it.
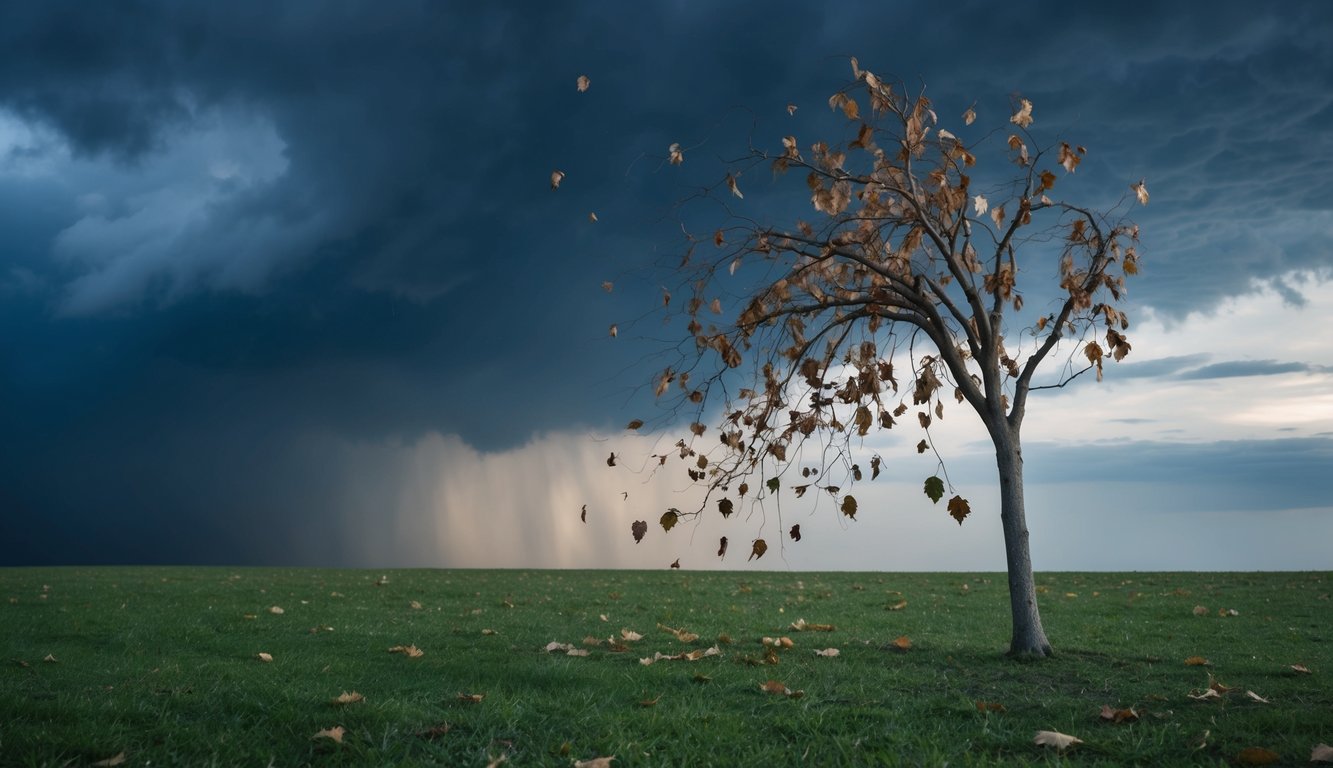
[268,605,284,615]
[789,618,834,632]
[1184,656,1210,666]
[975,701,1006,713]
[1033,730,1081,750]
[1236,747,1280,765]
[388,645,424,658]
[1290,664,1312,675]
[1192,605,1208,616]
[1099,704,1139,723]
[638,696,660,708]
[566,648,589,657]
[890,635,911,652]
[717,536,728,558]
[1187,688,1222,701]
[334,691,364,705]
[1245,690,1269,704]
[42,654,57,663]
[574,757,615,768]
[814,648,840,657]
[550,170,565,190]
[256,652,273,663]
[457,693,484,704]
[482,628,497,636]
[1312,744,1333,763]
[90,752,127,767]
[312,726,345,743]
[886,600,908,611]
[657,624,700,643]
[544,641,574,653]
[759,680,804,698]
[621,629,643,642]
[576,75,590,92]
[410,600,423,610]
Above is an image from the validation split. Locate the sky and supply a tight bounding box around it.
[2,1,1331,571]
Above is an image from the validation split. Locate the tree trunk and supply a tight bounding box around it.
[993,425,1053,657]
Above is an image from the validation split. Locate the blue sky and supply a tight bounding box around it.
[2,1,1331,570]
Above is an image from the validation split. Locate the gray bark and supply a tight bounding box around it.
[992,423,1053,657]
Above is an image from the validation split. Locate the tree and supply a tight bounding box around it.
[625,59,1145,658]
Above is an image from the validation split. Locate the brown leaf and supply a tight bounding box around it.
[268,605,284,615]
[580,504,587,523]
[1187,688,1222,701]
[668,143,683,166]
[1184,656,1210,666]
[760,680,803,698]
[1010,99,1034,129]
[334,691,364,705]
[814,648,840,657]
[544,641,574,653]
[574,757,616,768]
[660,509,678,532]
[457,693,485,704]
[42,654,58,663]
[1244,690,1269,704]
[1236,747,1280,765]
[631,520,647,543]
[638,696,660,708]
[550,170,565,190]
[409,600,423,610]
[726,173,743,199]
[607,452,617,467]
[255,652,273,663]
[749,538,767,561]
[841,495,858,519]
[962,104,977,126]
[576,75,590,93]
[669,558,680,569]
[789,618,834,632]
[589,211,598,222]
[886,600,908,611]
[1034,730,1081,750]
[388,644,424,658]
[717,536,728,558]
[608,324,617,338]
[1290,664,1312,675]
[786,103,797,116]
[1312,744,1333,763]
[789,524,801,542]
[620,629,643,642]
[657,624,700,643]
[890,635,911,652]
[1132,179,1149,205]
[1099,704,1139,723]
[90,752,127,767]
[1192,605,1208,616]
[947,495,971,525]
[975,701,1006,713]
[312,726,345,743]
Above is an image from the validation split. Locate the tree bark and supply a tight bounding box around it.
[992,424,1053,657]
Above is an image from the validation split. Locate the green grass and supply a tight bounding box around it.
[0,568,1328,766]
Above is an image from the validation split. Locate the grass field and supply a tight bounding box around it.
[0,568,1329,766]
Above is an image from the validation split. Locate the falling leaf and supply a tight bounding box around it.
[608,324,617,338]
[1099,704,1139,723]
[388,645,424,658]
[726,174,743,199]
[717,536,728,558]
[580,504,587,523]
[1010,98,1034,129]
[923,476,944,504]
[576,75,590,92]
[1184,656,1210,667]
[268,605,284,615]
[1058,142,1082,173]
[1236,747,1280,765]
[256,652,273,663]
[90,753,127,767]
[972,194,989,216]
[886,600,908,611]
[890,635,912,652]
[550,170,565,190]
[947,495,971,525]
[457,693,485,704]
[814,648,840,657]
[589,211,598,222]
[631,520,647,543]
[668,143,684,166]
[749,539,767,561]
[1312,744,1333,763]
[1192,605,1208,616]
[786,103,797,116]
[607,452,617,467]
[574,757,616,768]
[312,726,345,744]
[789,524,801,542]
[1245,690,1270,704]
[1132,179,1149,205]
[1034,731,1081,750]
[962,104,977,125]
[669,558,680,569]
[334,691,364,705]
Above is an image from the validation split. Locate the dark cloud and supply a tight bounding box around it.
[1177,359,1318,380]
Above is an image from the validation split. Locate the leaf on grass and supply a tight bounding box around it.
[90,752,127,767]
[576,75,590,92]
[947,495,971,525]
[574,757,616,768]
[1192,605,1208,616]
[657,624,700,643]
[890,635,912,652]
[1312,744,1333,763]
[631,520,647,543]
[1291,664,1312,675]
[410,600,423,610]
[760,680,803,698]
[544,641,575,653]
[1245,690,1269,704]
[1184,656,1210,666]
[814,648,840,657]
[1187,688,1221,701]
[334,691,364,705]
[566,648,590,657]
[887,600,908,611]
[312,726,345,743]
[388,644,424,658]
[762,636,794,649]
[923,476,944,504]
[42,654,57,663]
[1218,608,1239,617]
[790,618,834,632]
[749,539,767,561]
[1236,747,1280,765]
[457,693,484,704]
[638,696,660,708]
[268,605,284,615]
[1034,730,1081,750]
[256,652,273,663]
[976,701,1006,713]
[1099,704,1139,723]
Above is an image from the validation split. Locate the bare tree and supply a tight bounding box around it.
[624,59,1145,657]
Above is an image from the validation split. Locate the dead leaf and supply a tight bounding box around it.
[631,520,646,543]
[1236,747,1280,765]
[760,680,803,698]
[657,624,699,643]
[975,701,1006,713]
[574,757,616,768]
[717,536,728,558]
[544,641,574,653]
[1291,664,1312,675]
[410,600,422,610]
[963,104,977,125]
[588,211,598,222]
[947,495,971,525]
[638,696,660,708]
[886,600,908,611]
[669,558,680,569]
[749,538,767,561]
[608,324,617,338]
[268,605,284,615]
[1187,688,1222,701]
[576,75,590,92]
[1184,656,1210,666]
[388,644,424,658]
[1010,98,1034,129]
[90,752,127,767]
[312,726,345,743]
[42,654,57,663]
[1033,730,1081,750]
[1099,704,1139,723]
[256,652,273,663]
[789,618,834,632]
[482,628,497,636]
[814,648,840,657]
[1312,744,1333,763]
[890,635,911,652]
[621,628,643,642]
[566,648,589,657]
[1132,179,1149,205]
[457,693,484,704]
[550,170,565,190]
[726,174,743,199]
[1192,605,1208,616]
[786,103,797,116]
[789,524,801,542]
[1244,690,1269,704]
[334,691,364,705]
